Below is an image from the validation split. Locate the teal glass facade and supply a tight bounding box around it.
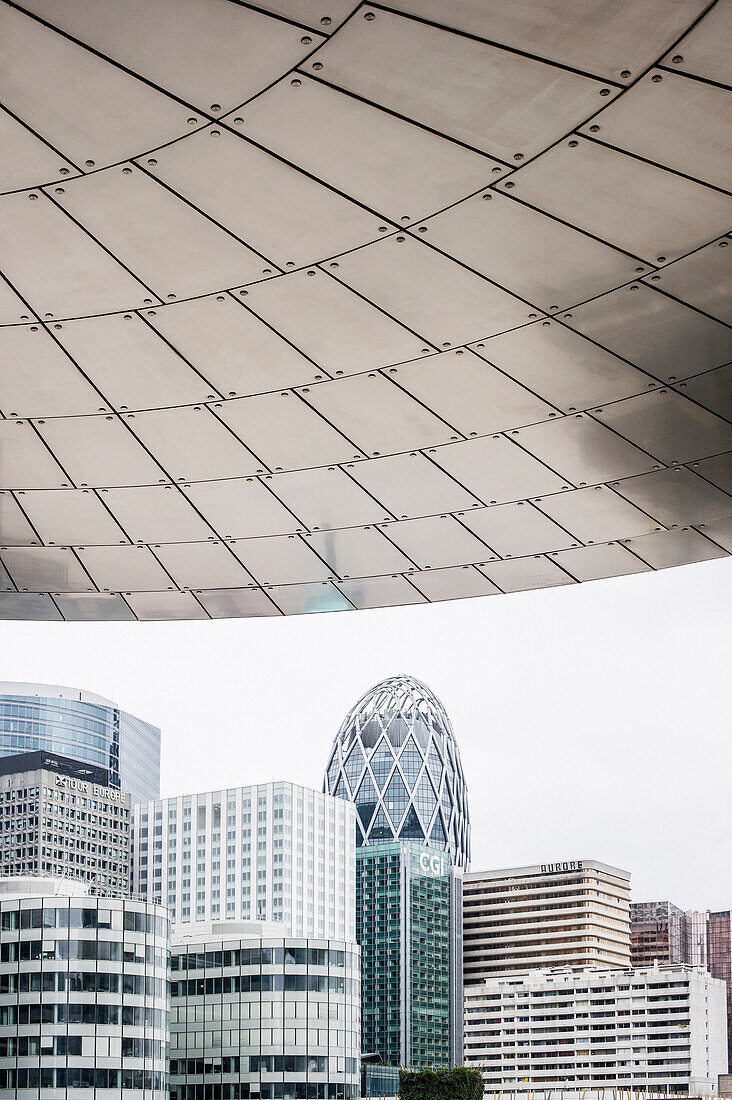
[357,842,462,1070]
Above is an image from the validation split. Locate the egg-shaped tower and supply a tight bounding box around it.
[324,675,470,869]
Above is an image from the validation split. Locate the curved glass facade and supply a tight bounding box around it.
[0,883,169,1096]
[323,676,470,869]
[170,928,361,1100]
[0,682,160,804]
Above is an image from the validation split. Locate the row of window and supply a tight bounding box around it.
[0,970,167,996]
[173,948,354,972]
[0,1001,166,1027]
[0,1034,167,1059]
[170,1057,357,1075]
[0,905,166,934]
[0,1067,166,1090]
[171,1084,357,1099]
[172,976,359,997]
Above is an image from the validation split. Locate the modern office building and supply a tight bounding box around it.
[0,682,160,804]
[169,918,360,1100]
[325,675,470,869]
[0,750,131,894]
[358,841,463,1070]
[133,782,356,938]
[0,875,169,1096]
[464,963,728,1096]
[463,860,631,982]
[632,902,732,1070]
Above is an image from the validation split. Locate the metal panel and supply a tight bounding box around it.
[127,406,263,482]
[661,0,732,84]
[0,493,40,545]
[35,415,166,488]
[470,319,648,413]
[482,555,575,592]
[460,501,577,557]
[693,453,732,495]
[0,559,14,591]
[385,0,708,83]
[580,70,732,190]
[421,191,648,312]
[0,593,61,620]
[678,365,732,422]
[0,420,69,490]
[0,277,35,326]
[145,294,320,397]
[430,434,568,504]
[144,125,386,269]
[265,467,390,529]
[346,451,479,519]
[565,282,732,381]
[536,485,660,543]
[614,466,732,527]
[53,164,268,301]
[1,546,92,592]
[231,535,333,585]
[99,486,216,543]
[700,516,732,552]
[0,106,78,193]
[0,190,153,320]
[248,0,355,33]
[550,542,650,582]
[499,136,732,264]
[216,391,361,471]
[643,238,731,324]
[53,313,218,410]
[299,372,457,456]
[54,593,135,621]
[195,587,279,618]
[183,479,301,539]
[229,74,500,223]
[337,575,425,610]
[77,545,175,592]
[18,489,128,547]
[125,591,209,620]
[308,8,620,159]
[409,565,500,602]
[0,323,104,417]
[305,527,414,578]
[332,233,533,348]
[595,389,732,466]
[628,527,727,569]
[515,414,657,484]
[384,515,492,569]
[389,348,555,436]
[152,542,253,590]
[242,268,428,376]
[269,580,352,615]
[18,0,322,115]
[0,5,195,170]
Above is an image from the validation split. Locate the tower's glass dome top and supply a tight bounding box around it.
[324,676,470,869]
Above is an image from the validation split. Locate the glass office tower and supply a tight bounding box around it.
[358,842,462,1069]
[0,681,160,804]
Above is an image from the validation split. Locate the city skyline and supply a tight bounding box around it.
[0,557,728,911]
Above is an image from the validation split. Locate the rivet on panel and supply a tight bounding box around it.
[188,117,198,125]
[312,62,323,70]
[364,11,375,19]
[589,125,600,133]
[599,88,610,96]
[504,181,514,188]
[211,103,221,112]
[513,153,523,161]
[652,75,662,83]
[620,70,631,78]
[85,160,95,167]
[672,55,683,63]
[301,35,312,43]
[568,140,578,148]
[55,187,65,194]
[321,16,331,24]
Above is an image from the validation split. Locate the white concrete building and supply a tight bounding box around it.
[463,860,630,982]
[464,964,728,1096]
[132,782,356,940]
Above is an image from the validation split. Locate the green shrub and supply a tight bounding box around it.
[398,1067,483,1100]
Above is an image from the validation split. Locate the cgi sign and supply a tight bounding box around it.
[419,852,447,877]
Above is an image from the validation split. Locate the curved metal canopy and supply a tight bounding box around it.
[0,0,730,620]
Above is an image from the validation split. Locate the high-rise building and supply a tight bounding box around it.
[463,860,631,982]
[0,875,169,1097]
[324,675,470,868]
[0,751,131,894]
[464,963,728,1096]
[0,681,160,804]
[325,676,467,1070]
[133,782,356,939]
[358,841,463,1069]
[169,919,361,1100]
[632,902,732,1071]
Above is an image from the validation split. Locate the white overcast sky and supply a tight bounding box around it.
[1,558,730,910]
